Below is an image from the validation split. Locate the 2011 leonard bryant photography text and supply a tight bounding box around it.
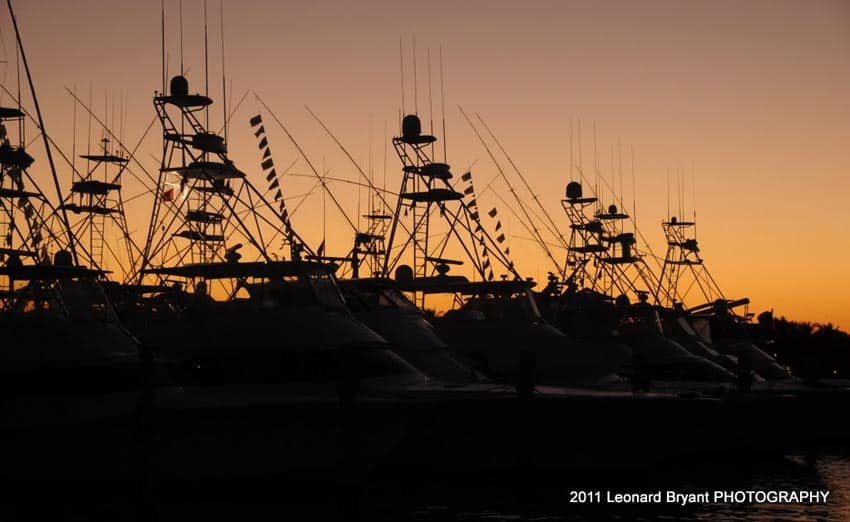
[569,490,831,506]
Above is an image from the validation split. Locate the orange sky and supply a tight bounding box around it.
[6,0,850,327]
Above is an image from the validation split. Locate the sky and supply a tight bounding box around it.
[5,0,850,327]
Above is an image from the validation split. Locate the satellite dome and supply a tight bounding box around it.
[170,75,189,97]
[608,204,618,214]
[566,181,582,199]
[395,264,414,284]
[54,249,73,267]
[402,114,422,139]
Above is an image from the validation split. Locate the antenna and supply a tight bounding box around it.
[439,44,447,162]
[204,0,210,129]
[412,36,418,115]
[161,0,166,93]
[220,0,228,144]
[631,145,636,226]
[427,47,433,157]
[399,38,405,118]
[569,115,573,182]
[178,0,184,75]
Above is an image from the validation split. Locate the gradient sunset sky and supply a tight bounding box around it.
[6,0,850,327]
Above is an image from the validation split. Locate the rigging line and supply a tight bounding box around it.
[475,112,569,250]
[285,172,400,195]
[303,104,411,237]
[459,105,559,272]
[253,93,357,231]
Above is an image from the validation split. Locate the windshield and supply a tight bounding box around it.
[457,290,541,321]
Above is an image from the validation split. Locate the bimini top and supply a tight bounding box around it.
[395,275,536,295]
[140,260,335,280]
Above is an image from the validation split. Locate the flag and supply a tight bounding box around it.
[461,172,472,182]
[488,207,498,218]
[488,270,494,281]
[254,126,265,138]
[483,259,490,269]
[495,220,502,231]
[317,239,325,257]
[496,233,505,243]
[249,115,263,127]
[266,170,277,182]
[274,189,282,201]
[258,137,268,149]
[470,211,479,221]
[464,186,474,195]
[261,158,274,170]
[504,247,510,255]
[467,198,477,208]
[162,187,175,202]
[269,179,279,190]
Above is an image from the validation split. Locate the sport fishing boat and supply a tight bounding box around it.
[657,214,790,380]
[553,181,736,383]
[341,114,630,385]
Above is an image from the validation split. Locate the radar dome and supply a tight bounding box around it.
[170,75,189,97]
[402,114,422,139]
[395,264,414,284]
[566,181,582,199]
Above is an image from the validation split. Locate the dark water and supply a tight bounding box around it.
[9,450,849,521]
[353,451,850,522]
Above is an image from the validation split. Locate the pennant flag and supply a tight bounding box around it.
[488,207,498,218]
[488,270,494,281]
[474,223,482,233]
[504,247,510,255]
[266,170,277,182]
[483,259,490,269]
[254,126,265,138]
[258,137,268,149]
[495,220,502,231]
[464,186,474,195]
[281,208,289,221]
[274,189,282,201]
[261,158,274,170]
[467,198,477,208]
[496,233,506,243]
[317,239,325,257]
[269,179,280,190]
[262,148,272,159]
[470,211,479,221]
[250,115,263,127]
[461,172,472,182]
[162,187,175,202]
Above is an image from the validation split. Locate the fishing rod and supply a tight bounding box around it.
[474,112,570,251]
[459,105,561,274]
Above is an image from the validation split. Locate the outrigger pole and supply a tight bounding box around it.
[6,0,79,264]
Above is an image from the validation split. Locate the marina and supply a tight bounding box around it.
[1,1,849,520]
